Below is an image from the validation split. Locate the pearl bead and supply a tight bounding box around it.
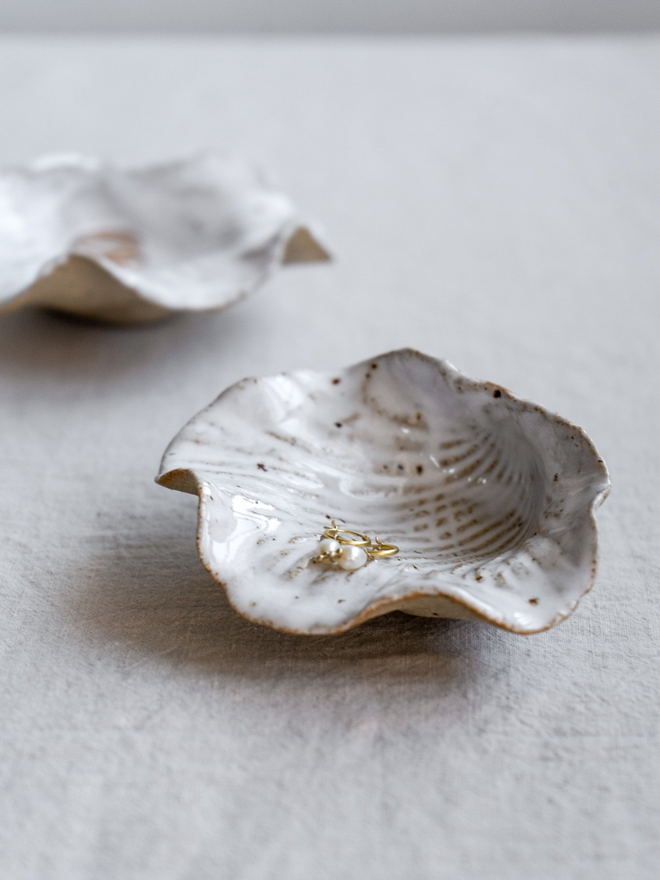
[317,538,340,558]
[338,545,368,571]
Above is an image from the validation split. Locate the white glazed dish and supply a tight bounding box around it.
[157,349,610,636]
[0,153,329,324]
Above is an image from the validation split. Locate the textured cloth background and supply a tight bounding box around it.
[0,36,658,880]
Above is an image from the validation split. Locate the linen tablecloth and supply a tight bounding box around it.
[0,35,658,879]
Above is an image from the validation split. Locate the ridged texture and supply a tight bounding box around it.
[157,349,610,635]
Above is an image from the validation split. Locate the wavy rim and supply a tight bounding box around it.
[0,152,329,316]
[156,348,611,636]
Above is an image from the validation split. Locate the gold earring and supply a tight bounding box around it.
[314,521,399,571]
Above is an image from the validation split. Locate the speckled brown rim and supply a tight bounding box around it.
[156,348,611,637]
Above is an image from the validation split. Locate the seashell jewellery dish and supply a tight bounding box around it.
[157,348,610,636]
[0,153,329,324]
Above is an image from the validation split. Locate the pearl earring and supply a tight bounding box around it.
[314,522,399,571]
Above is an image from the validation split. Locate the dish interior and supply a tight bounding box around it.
[186,355,549,580]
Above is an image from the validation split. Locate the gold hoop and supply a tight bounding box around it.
[368,539,399,558]
[323,522,370,547]
[316,522,399,567]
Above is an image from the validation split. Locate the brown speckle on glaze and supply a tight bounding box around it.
[157,348,610,637]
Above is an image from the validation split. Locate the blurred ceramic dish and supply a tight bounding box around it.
[0,153,329,324]
[157,349,610,635]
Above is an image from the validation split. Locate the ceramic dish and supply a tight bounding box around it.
[0,153,329,324]
[157,349,610,635]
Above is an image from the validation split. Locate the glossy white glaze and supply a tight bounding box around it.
[157,349,610,635]
[0,153,329,324]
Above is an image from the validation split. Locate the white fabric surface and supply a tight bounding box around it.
[0,36,658,880]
